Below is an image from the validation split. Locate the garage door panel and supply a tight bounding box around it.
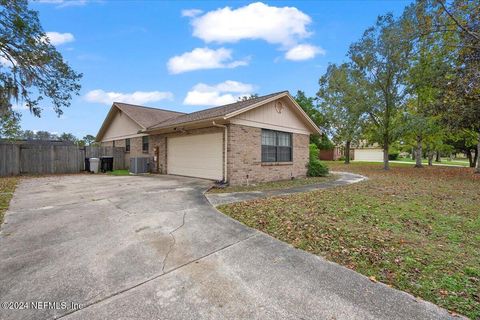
[167,133,223,180]
[354,149,383,161]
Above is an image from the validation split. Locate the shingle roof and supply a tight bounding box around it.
[114,102,185,128]
[147,91,288,130]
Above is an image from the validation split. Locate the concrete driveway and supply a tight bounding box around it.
[0,174,455,320]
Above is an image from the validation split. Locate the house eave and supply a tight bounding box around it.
[143,117,228,134]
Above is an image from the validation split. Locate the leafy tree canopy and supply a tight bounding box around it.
[0,0,82,120]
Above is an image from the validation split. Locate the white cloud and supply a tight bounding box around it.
[183,80,254,106]
[285,44,325,61]
[45,32,75,45]
[84,89,173,105]
[181,9,203,17]
[38,0,88,8]
[167,47,248,74]
[190,2,312,47]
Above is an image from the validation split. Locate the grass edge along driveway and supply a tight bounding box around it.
[208,175,337,194]
[217,163,480,319]
[0,177,18,226]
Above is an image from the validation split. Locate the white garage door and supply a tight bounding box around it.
[167,132,223,180]
[354,149,384,161]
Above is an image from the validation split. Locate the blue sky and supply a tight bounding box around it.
[18,0,411,138]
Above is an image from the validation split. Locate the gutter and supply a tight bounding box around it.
[212,121,228,183]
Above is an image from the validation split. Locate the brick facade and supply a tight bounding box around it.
[227,124,309,185]
[102,124,309,185]
[102,136,151,170]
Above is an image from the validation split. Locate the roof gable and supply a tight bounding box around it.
[230,96,313,134]
[100,109,142,141]
[96,103,184,141]
[114,102,184,128]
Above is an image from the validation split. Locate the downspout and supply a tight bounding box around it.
[212,121,228,183]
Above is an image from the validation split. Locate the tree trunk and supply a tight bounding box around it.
[435,151,441,162]
[345,140,351,164]
[383,137,389,170]
[428,152,434,166]
[415,135,423,168]
[466,149,474,167]
[476,131,480,174]
[473,149,478,169]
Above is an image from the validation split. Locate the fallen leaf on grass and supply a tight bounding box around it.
[369,276,377,283]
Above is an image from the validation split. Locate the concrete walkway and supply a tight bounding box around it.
[0,174,457,320]
[206,171,367,206]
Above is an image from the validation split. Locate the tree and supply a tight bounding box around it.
[238,94,259,101]
[35,130,57,140]
[59,132,77,143]
[349,14,412,170]
[0,110,20,139]
[0,0,82,130]
[21,129,34,139]
[317,63,368,164]
[82,134,96,146]
[446,129,478,167]
[438,0,480,173]
[406,0,480,172]
[294,90,326,148]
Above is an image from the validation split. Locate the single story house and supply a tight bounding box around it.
[96,91,321,185]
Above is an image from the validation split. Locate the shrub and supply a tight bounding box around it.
[309,143,320,159]
[308,160,329,176]
[388,152,399,160]
[307,144,329,177]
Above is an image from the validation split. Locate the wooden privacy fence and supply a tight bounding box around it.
[0,142,125,176]
[84,146,125,170]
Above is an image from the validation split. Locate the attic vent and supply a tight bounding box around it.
[275,101,284,114]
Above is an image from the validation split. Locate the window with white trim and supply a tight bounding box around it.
[261,129,292,162]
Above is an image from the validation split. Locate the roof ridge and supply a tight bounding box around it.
[146,90,289,129]
[114,102,185,114]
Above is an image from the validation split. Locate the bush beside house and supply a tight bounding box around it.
[307,144,329,177]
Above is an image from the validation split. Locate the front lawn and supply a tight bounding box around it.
[0,177,18,226]
[218,162,480,318]
[208,175,337,194]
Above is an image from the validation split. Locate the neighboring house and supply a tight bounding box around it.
[96,91,321,185]
[352,141,384,161]
[319,147,343,161]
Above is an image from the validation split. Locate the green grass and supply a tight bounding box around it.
[208,175,337,193]
[394,157,470,167]
[0,177,18,226]
[218,162,480,318]
[107,169,130,176]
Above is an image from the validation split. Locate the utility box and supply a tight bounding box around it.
[89,158,100,173]
[130,157,150,174]
[85,158,90,172]
[100,156,114,172]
